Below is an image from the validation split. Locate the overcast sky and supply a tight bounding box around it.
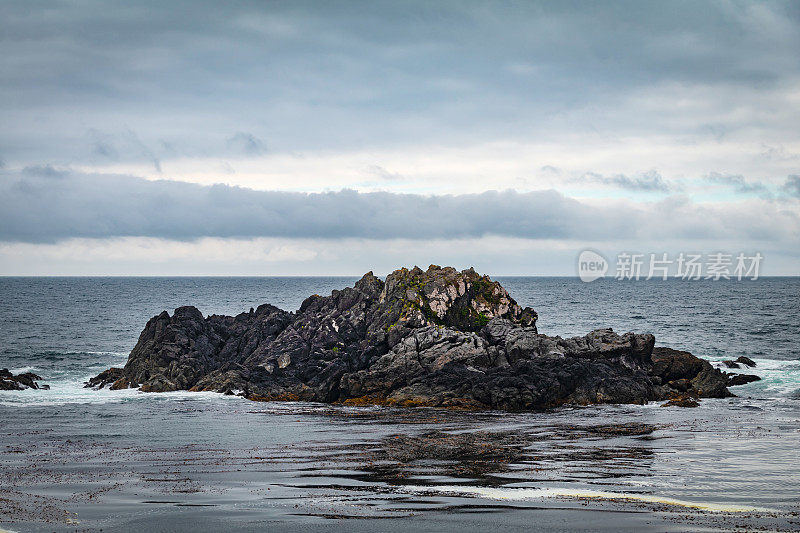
[1,0,798,275]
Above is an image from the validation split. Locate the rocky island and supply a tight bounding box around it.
[87,265,752,409]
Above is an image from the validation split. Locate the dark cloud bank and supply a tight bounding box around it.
[1,1,799,165]
[705,172,769,194]
[1,171,797,245]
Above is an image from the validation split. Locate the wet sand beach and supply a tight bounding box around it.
[2,393,798,532]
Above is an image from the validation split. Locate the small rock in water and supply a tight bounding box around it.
[722,360,741,369]
[727,374,761,387]
[661,395,700,408]
[0,368,47,391]
[735,356,757,368]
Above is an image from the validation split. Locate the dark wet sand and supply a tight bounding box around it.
[1,395,799,532]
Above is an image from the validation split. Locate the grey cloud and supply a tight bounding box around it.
[21,164,70,179]
[0,1,798,165]
[576,170,673,192]
[705,172,768,194]
[226,132,267,156]
[540,166,561,175]
[218,161,236,175]
[366,165,404,181]
[782,175,800,198]
[759,144,800,162]
[86,128,162,173]
[0,170,796,245]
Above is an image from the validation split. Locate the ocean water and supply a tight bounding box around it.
[1,276,799,531]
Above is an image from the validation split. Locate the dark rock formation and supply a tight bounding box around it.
[727,373,761,387]
[736,356,757,368]
[85,368,128,390]
[1,368,48,391]
[87,265,734,410]
[650,347,731,399]
[722,360,741,369]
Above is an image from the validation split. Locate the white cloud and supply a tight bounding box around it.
[1,235,796,276]
[0,237,319,275]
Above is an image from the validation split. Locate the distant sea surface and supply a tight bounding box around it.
[1,276,799,531]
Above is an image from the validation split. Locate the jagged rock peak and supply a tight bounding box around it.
[378,264,537,333]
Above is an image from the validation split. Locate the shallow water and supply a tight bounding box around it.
[2,396,799,531]
[0,276,799,530]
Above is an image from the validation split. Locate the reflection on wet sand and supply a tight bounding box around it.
[1,400,798,531]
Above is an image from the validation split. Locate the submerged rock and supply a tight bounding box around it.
[661,395,700,408]
[88,265,732,410]
[0,368,48,391]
